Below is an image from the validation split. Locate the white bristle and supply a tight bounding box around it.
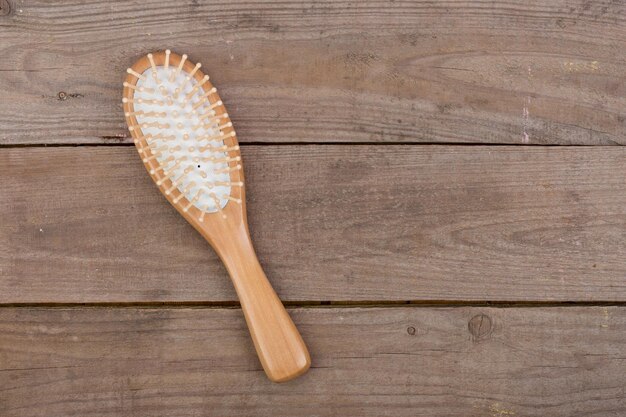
[147,53,160,84]
[165,168,192,195]
[174,182,196,203]
[143,111,166,118]
[197,111,215,121]
[143,152,161,163]
[152,144,168,152]
[210,193,227,219]
[133,134,149,144]
[189,63,201,77]
[150,156,175,174]
[215,165,242,174]
[192,89,218,110]
[183,188,204,212]
[156,159,183,185]
[199,112,227,122]
[213,181,243,187]
[197,131,234,142]
[142,122,169,129]
[127,68,146,80]
[200,144,237,153]
[200,155,240,164]
[175,62,201,95]
[125,83,154,94]
[199,206,208,222]
[224,195,242,203]
[184,75,210,103]
[124,82,139,91]
[170,54,187,83]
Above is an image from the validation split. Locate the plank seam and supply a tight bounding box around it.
[2,301,626,309]
[0,142,623,149]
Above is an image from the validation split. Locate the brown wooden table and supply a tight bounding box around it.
[1,1,625,415]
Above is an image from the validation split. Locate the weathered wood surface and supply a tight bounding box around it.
[1,145,624,303]
[0,0,624,145]
[1,306,624,416]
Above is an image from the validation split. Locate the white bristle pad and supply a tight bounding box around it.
[131,66,233,213]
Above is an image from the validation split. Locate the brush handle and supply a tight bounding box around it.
[216,227,311,382]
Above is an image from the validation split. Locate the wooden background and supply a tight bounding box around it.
[0,0,624,415]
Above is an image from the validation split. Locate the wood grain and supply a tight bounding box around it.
[0,0,624,145]
[1,145,624,303]
[1,306,625,416]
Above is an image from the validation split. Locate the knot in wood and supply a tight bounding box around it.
[468,314,492,341]
[407,326,416,335]
[0,0,11,16]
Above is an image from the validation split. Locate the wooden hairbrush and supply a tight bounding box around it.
[122,50,310,382]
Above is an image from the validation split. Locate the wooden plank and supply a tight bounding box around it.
[1,306,625,416]
[1,145,624,303]
[0,0,624,145]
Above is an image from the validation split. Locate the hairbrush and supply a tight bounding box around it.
[122,50,310,382]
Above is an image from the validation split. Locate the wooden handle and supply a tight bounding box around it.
[216,227,311,382]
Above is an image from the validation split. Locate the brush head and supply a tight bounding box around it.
[123,50,243,221]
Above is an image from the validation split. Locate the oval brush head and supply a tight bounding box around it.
[122,51,310,383]
[123,50,241,220]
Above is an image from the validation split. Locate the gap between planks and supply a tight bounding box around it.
[0,142,622,149]
[2,300,626,309]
